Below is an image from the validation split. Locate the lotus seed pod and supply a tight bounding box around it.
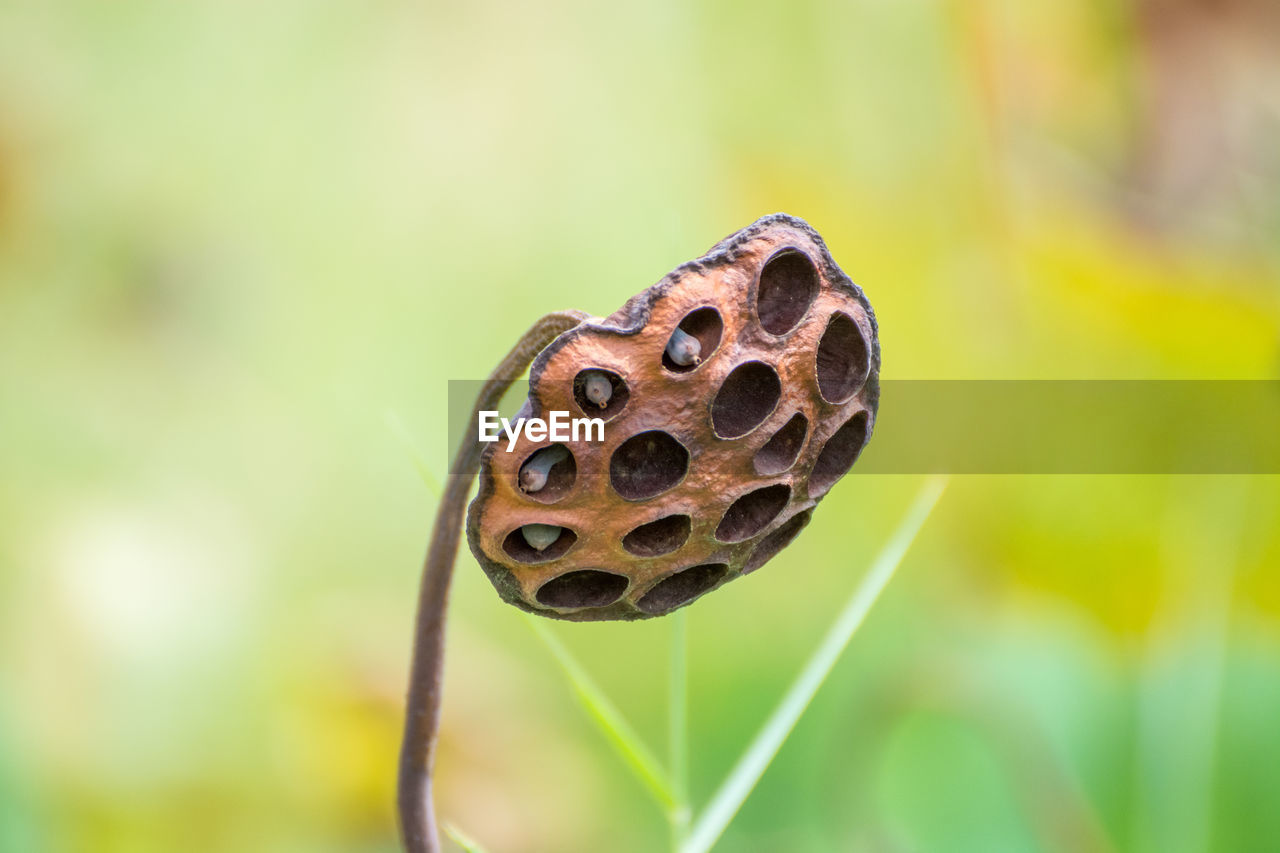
[581,370,614,408]
[519,444,571,493]
[665,326,702,366]
[520,523,564,551]
[466,213,879,621]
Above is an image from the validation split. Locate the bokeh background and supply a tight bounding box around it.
[2,1,1279,851]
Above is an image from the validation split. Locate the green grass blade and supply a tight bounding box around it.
[384,409,442,497]
[681,477,949,853]
[443,822,489,853]
[669,609,691,849]
[526,616,677,812]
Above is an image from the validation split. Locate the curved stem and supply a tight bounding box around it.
[397,311,588,853]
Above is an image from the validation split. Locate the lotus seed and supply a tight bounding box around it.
[519,444,570,493]
[666,326,701,366]
[521,523,562,551]
[582,370,613,409]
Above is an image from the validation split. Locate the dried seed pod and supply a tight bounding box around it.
[466,213,879,621]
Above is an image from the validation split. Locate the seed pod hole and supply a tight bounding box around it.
[756,249,819,335]
[518,444,576,503]
[502,525,577,563]
[637,563,729,615]
[815,312,870,403]
[753,412,808,476]
[809,411,870,497]
[743,510,812,574]
[715,483,791,542]
[573,368,629,421]
[609,430,689,500]
[622,514,691,557]
[711,361,782,438]
[536,570,629,609]
[662,307,723,373]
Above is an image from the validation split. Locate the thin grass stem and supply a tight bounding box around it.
[526,617,677,813]
[681,477,948,853]
[442,823,489,853]
[384,409,442,498]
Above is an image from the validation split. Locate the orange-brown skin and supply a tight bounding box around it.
[467,214,880,621]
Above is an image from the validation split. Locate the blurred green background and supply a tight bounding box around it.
[2,1,1279,851]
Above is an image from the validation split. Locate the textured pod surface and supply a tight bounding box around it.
[466,213,880,621]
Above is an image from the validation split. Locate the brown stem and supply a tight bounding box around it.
[397,311,588,853]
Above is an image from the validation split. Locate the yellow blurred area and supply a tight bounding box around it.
[1,1,1278,851]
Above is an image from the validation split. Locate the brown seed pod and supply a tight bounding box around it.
[465,213,879,621]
